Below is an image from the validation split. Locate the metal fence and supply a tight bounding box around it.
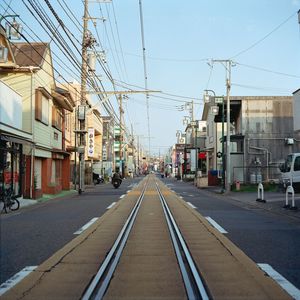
[232,165,281,184]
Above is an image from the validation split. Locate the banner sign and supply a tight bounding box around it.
[88,128,95,157]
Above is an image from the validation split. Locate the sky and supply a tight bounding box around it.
[1,0,300,156]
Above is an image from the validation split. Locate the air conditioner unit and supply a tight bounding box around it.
[285,138,294,145]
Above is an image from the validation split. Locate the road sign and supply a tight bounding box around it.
[214,96,224,104]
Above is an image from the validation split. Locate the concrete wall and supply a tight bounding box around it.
[240,96,297,167]
[293,89,300,132]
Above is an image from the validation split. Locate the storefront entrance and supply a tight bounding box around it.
[0,139,24,201]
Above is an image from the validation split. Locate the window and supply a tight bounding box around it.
[35,88,50,125]
[294,156,300,171]
[52,106,62,131]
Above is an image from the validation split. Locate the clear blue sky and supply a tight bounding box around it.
[2,0,300,155]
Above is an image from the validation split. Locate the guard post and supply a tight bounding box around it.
[256,183,266,203]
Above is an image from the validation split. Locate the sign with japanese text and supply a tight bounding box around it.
[88,128,95,157]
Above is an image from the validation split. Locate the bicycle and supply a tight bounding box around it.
[1,188,20,213]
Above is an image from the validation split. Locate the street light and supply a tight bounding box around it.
[203,89,225,192]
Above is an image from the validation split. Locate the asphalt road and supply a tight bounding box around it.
[0,177,142,284]
[162,177,300,290]
[1,175,300,294]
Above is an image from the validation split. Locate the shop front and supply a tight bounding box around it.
[0,134,33,201]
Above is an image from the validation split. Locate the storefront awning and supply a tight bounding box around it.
[0,133,34,146]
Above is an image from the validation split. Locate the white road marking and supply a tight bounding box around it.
[187,202,197,209]
[188,194,194,197]
[106,202,116,210]
[205,217,228,234]
[74,217,98,235]
[126,190,131,193]
[128,183,137,188]
[119,194,125,199]
[0,266,37,296]
[258,264,300,299]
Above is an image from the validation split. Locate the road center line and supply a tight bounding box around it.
[0,266,37,296]
[258,263,300,299]
[106,202,116,210]
[73,217,99,235]
[187,202,197,209]
[205,217,228,234]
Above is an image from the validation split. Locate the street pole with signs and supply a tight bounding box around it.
[215,96,225,192]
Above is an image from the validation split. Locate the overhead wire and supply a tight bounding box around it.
[104,4,126,81]
[113,79,202,102]
[230,10,298,59]
[112,1,129,81]
[235,62,300,79]
[4,1,121,125]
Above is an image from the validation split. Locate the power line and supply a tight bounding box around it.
[230,10,298,59]
[235,62,300,79]
[114,79,202,102]
[232,82,291,93]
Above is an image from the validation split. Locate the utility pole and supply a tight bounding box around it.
[86,89,160,177]
[211,59,233,192]
[78,0,89,194]
[119,94,124,176]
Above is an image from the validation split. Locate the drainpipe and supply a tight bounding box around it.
[29,67,35,199]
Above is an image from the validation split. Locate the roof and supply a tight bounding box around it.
[52,91,74,112]
[11,43,48,67]
[293,88,300,95]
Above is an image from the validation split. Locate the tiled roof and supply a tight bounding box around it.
[11,43,48,67]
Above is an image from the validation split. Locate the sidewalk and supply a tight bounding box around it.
[18,189,78,209]
[196,184,300,220]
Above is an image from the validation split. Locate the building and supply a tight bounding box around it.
[0,39,73,198]
[202,95,300,185]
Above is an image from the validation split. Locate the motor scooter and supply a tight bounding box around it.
[112,178,122,188]
[93,173,104,185]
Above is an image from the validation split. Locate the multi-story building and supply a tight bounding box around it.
[202,95,300,185]
[0,35,73,198]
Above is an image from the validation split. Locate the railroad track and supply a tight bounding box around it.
[82,177,209,300]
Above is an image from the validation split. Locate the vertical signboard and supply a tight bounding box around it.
[190,149,196,172]
[88,128,94,157]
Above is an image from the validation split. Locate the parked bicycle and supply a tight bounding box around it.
[1,188,20,213]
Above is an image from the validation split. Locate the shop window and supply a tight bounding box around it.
[35,89,50,125]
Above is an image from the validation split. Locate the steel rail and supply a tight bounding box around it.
[155,181,210,300]
[82,181,148,300]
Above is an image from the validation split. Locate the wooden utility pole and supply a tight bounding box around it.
[119,94,124,175]
[78,0,89,194]
[86,90,160,177]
